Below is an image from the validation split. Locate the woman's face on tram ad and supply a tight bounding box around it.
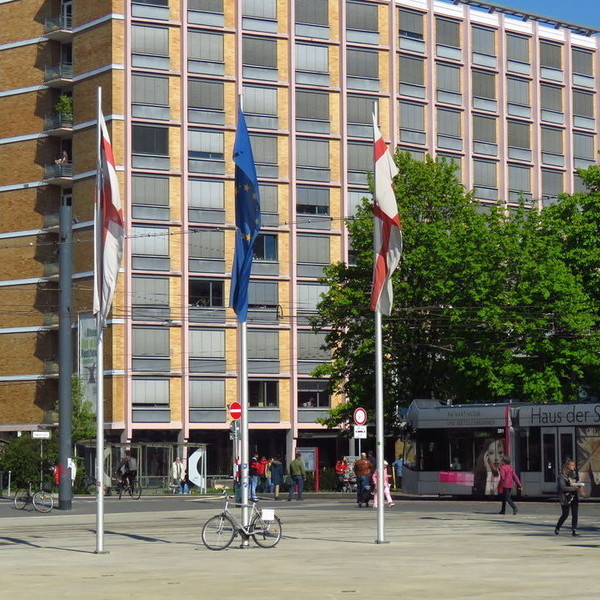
[483,438,505,471]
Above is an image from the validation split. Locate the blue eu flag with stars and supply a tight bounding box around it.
[229,106,261,323]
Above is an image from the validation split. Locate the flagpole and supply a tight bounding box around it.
[240,320,250,534]
[373,103,386,544]
[94,86,106,554]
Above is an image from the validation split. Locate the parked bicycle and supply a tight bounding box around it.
[114,474,142,500]
[13,482,54,513]
[201,493,282,551]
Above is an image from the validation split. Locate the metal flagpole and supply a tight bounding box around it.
[373,102,386,544]
[94,86,107,554]
[240,320,250,537]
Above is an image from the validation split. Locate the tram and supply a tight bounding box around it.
[402,399,600,498]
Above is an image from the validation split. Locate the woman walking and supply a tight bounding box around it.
[555,459,584,536]
[498,457,523,515]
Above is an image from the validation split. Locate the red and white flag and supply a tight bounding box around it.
[370,116,401,316]
[93,110,124,327]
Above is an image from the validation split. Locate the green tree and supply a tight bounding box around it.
[312,153,600,429]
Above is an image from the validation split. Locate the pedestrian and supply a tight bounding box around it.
[555,459,585,536]
[354,452,373,507]
[335,456,349,492]
[171,456,185,494]
[270,456,284,500]
[262,456,272,493]
[249,453,260,501]
[372,461,395,508]
[287,452,306,501]
[392,455,404,489]
[497,456,523,515]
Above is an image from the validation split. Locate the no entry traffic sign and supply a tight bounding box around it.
[353,407,367,426]
[229,401,242,420]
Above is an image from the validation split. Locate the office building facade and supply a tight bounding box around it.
[0,0,598,469]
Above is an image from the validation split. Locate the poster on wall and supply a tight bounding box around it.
[78,314,98,412]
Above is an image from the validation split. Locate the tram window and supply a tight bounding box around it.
[560,433,574,465]
[448,433,474,471]
[518,427,541,471]
[418,431,450,470]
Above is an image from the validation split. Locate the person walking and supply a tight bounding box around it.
[354,452,373,507]
[555,459,585,536]
[171,457,185,494]
[392,455,404,490]
[249,453,260,501]
[372,461,395,508]
[287,452,306,501]
[270,456,284,500]
[335,456,349,492]
[497,456,523,515]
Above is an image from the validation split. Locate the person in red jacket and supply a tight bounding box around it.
[498,457,523,515]
[334,456,349,492]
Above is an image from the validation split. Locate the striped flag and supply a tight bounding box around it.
[93,110,124,327]
[370,115,401,316]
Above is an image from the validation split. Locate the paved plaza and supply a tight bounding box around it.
[1,494,600,599]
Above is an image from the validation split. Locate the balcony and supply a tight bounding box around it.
[44,113,73,137]
[44,15,73,42]
[44,162,73,186]
[44,63,73,88]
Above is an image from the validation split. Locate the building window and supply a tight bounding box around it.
[506,33,530,74]
[507,120,531,161]
[188,130,224,175]
[472,26,496,67]
[297,331,329,362]
[297,283,328,323]
[436,63,461,105]
[132,74,169,120]
[132,25,168,69]
[297,90,329,134]
[296,43,329,85]
[189,279,224,307]
[189,379,225,410]
[296,186,330,228]
[573,90,595,129]
[243,0,277,32]
[540,84,563,124]
[540,40,563,82]
[188,31,224,75]
[541,169,564,205]
[573,132,595,167]
[348,141,371,184]
[508,164,531,203]
[249,380,278,408]
[132,327,170,372]
[572,48,594,87]
[507,77,530,118]
[298,379,330,408]
[189,179,224,224]
[253,234,278,261]
[243,36,277,80]
[399,8,424,52]
[249,134,277,178]
[131,225,170,270]
[295,0,328,38]
[248,281,278,315]
[436,108,462,152]
[399,101,425,146]
[189,228,224,272]
[132,378,170,423]
[472,70,496,111]
[347,95,378,137]
[248,330,279,373]
[189,329,225,372]
[436,17,460,60]
[132,275,170,321]
[297,138,330,181]
[473,159,498,201]
[346,1,378,44]
[399,55,425,98]
[132,175,169,221]
[188,79,224,125]
[243,85,278,129]
[347,48,379,91]
[260,184,279,227]
[472,114,497,156]
[189,0,224,28]
[541,127,564,167]
[297,234,330,277]
[132,125,168,156]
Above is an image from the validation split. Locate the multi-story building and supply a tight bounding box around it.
[1,0,598,472]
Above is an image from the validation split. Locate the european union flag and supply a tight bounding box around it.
[229,106,261,323]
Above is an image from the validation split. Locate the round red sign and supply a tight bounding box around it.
[353,407,367,426]
[229,401,242,420]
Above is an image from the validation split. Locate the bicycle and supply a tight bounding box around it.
[201,493,282,551]
[114,474,142,500]
[13,483,54,513]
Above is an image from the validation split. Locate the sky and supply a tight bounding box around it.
[495,0,600,30]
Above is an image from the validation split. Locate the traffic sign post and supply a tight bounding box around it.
[353,407,367,426]
[229,401,242,420]
[353,408,368,455]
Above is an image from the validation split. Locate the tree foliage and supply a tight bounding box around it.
[312,154,600,429]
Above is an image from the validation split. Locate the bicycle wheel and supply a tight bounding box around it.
[201,514,236,551]
[129,481,142,500]
[13,489,29,510]
[250,513,282,548]
[33,491,54,513]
